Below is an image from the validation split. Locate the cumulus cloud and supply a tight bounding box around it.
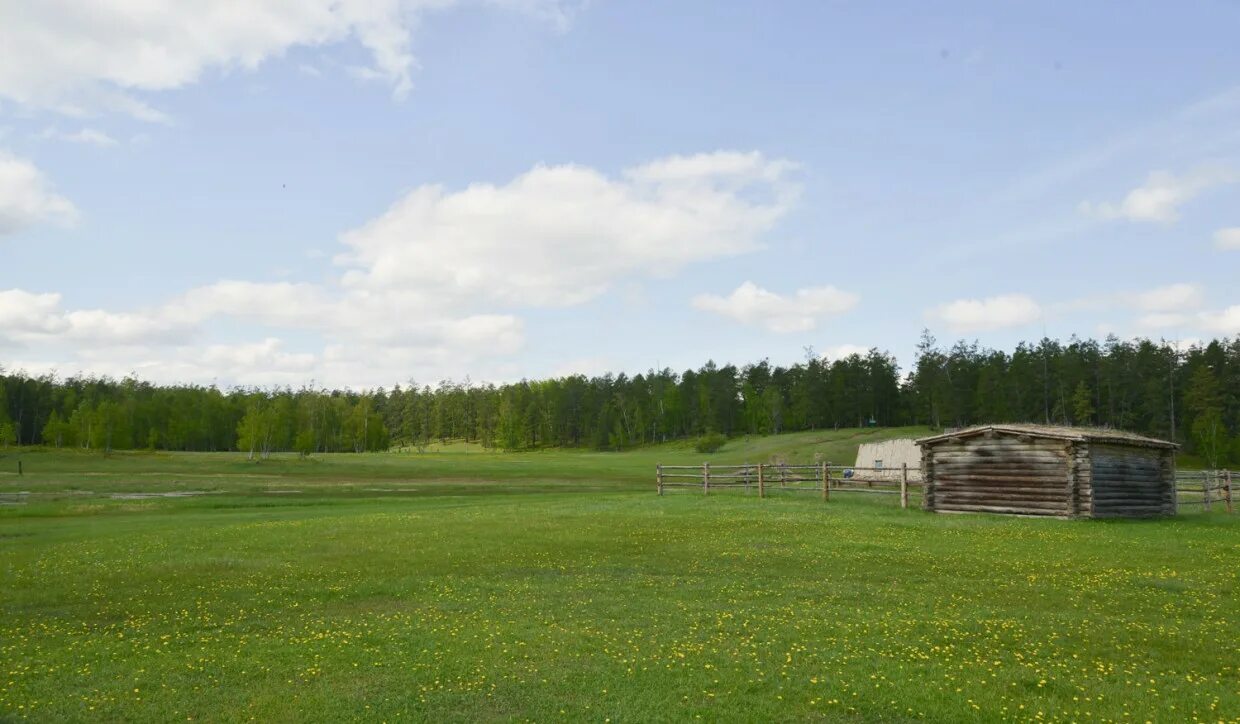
[1200,306,1240,335]
[1080,167,1236,223]
[0,289,66,335]
[0,290,190,347]
[2,150,794,386]
[8,339,322,387]
[927,294,1042,333]
[821,344,871,361]
[692,281,858,333]
[0,0,575,119]
[0,152,77,235]
[1131,283,1203,312]
[1136,312,1191,330]
[1215,227,1240,250]
[337,151,799,307]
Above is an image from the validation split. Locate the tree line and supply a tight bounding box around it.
[2,333,1238,465]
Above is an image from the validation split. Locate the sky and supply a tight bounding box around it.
[1,0,1239,389]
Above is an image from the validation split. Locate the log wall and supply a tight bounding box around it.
[1088,443,1176,517]
[922,434,1073,516]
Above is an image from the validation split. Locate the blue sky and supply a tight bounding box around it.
[1,1,1238,388]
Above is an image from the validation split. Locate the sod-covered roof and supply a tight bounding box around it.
[916,424,1178,450]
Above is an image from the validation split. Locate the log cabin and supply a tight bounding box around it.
[917,425,1178,518]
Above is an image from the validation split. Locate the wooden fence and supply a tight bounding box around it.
[656,463,920,509]
[658,465,1234,515]
[1175,470,1234,513]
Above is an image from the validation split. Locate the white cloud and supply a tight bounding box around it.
[40,127,118,146]
[692,281,858,333]
[201,338,316,375]
[0,151,799,386]
[0,0,574,119]
[337,151,799,307]
[1080,167,1236,223]
[0,290,190,346]
[1136,312,1191,330]
[0,289,65,335]
[1215,227,1240,250]
[1200,306,1240,335]
[1131,283,1203,312]
[549,356,613,378]
[821,344,870,361]
[0,151,77,235]
[928,294,1041,333]
[7,340,320,387]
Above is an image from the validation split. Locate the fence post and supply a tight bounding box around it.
[1224,470,1233,514]
[744,462,751,494]
[703,462,710,496]
[780,462,786,488]
[758,463,765,499]
[657,464,663,496]
[900,463,909,509]
[1204,470,1212,512]
[821,461,829,502]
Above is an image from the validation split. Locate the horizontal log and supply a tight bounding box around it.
[935,436,1071,447]
[1091,470,1162,480]
[942,449,1070,459]
[1093,495,1170,505]
[1092,511,1171,518]
[1091,445,1164,459]
[1092,474,1166,483]
[937,496,1068,507]
[1092,483,1171,493]
[936,486,1068,498]
[933,502,1067,515]
[1093,484,1171,494]
[931,449,1066,459]
[931,460,1065,470]
[1096,484,1173,493]
[938,498,1068,509]
[932,471,1071,483]
[1092,471,1163,480]
[936,492,1067,505]
[1096,490,1171,498]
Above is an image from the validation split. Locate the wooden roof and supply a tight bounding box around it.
[916,424,1178,450]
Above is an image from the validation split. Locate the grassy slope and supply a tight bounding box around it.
[2,428,1238,722]
[0,426,930,497]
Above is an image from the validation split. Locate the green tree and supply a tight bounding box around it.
[1192,408,1227,468]
[1071,381,1095,426]
[41,411,70,448]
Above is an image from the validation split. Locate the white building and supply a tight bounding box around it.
[853,438,922,482]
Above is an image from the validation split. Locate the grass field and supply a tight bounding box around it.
[2,429,1239,722]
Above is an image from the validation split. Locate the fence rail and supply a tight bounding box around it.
[656,463,920,508]
[658,464,1234,515]
[1175,469,1233,513]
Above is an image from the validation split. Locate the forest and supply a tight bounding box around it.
[2,332,1239,466]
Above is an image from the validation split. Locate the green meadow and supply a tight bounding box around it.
[2,429,1238,722]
